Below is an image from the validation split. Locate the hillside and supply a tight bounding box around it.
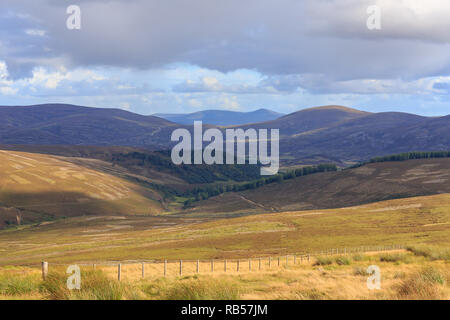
[0,193,448,265]
[187,158,450,215]
[280,111,450,165]
[239,105,370,136]
[1,104,449,166]
[0,150,164,228]
[155,108,284,126]
[0,104,179,149]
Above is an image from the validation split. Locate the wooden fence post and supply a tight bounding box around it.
[142,262,145,279]
[294,255,296,264]
[237,259,240,272]
[249,258,251,271]
[118,263,121,281]
[224,259,227,272]
[211,259,214,273]
[179,260,182,276]
[286,255,288,267]
[269,257,271,268]
[278,256,280,266]
[41,261,48,281]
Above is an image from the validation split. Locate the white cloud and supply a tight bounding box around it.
[25,29,46,37]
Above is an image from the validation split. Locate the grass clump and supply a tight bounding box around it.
[296,289,329,300]
[313,256,333,266]
[335,256,351,265]
[352,254,368,261]
[407,245,450,261]
[353,267,369,276]
[40,269,131,300]
[394,266,446,300]
[161,278,240,300]
[379,253,411,264]
[0,274,41,296]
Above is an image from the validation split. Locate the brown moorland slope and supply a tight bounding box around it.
[187,158,450,216]
[0,150,164,227]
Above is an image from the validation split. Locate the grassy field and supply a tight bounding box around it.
[0,248,448,300]
[0,193,448,266]
[0,150,164,227]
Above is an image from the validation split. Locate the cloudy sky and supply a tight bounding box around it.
[1,0,450,116]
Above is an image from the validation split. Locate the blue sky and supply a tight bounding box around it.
[1,0,450,116]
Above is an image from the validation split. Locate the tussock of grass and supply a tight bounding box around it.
[296,289,329,300]
[407,245,450,261]
[0,274,40,296]
[394,267,446,300]
[40,270,133,300]
[352,254,368,262]
[379,253,411,264]
[313,256,333,266]
[335,256,351,265]
[158,278,240,300]
[353,267,369,276]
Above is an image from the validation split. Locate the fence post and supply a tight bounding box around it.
[249,259,251,271]
[237,259,240,272]
[224,259,227,272]
[269,257,271,268]
[307,254,310,262]
[164,260,167,277]
[179,260,182,276]
[118,263,121,281]
[211,259,214,273]
[197,259,199,273]
[41,261,48,281]
[278,256,280,267]
[142,262,145,279]
[286,255,288,267]
[294,255,296,264]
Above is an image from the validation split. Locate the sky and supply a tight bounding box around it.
[1,0,450,116]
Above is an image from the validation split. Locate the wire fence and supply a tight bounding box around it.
[38,244,406,281]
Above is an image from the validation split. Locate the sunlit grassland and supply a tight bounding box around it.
[0,194,448,266]
[0,250,449,300]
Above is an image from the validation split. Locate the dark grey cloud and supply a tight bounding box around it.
[2,0,450,83]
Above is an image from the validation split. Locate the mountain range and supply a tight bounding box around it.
[154,108,284,126]
[0,103,449,165]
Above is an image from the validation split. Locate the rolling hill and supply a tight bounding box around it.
[239,105,370,136]
[154,108,284,126]
[187,157,450,215]
[0,104,180,149]
[0,104,449,166]
[0,150,164,228]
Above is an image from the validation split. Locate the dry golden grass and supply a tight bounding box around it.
[0,251,448,300]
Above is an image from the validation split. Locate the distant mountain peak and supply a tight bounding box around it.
[154,108,285,126]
